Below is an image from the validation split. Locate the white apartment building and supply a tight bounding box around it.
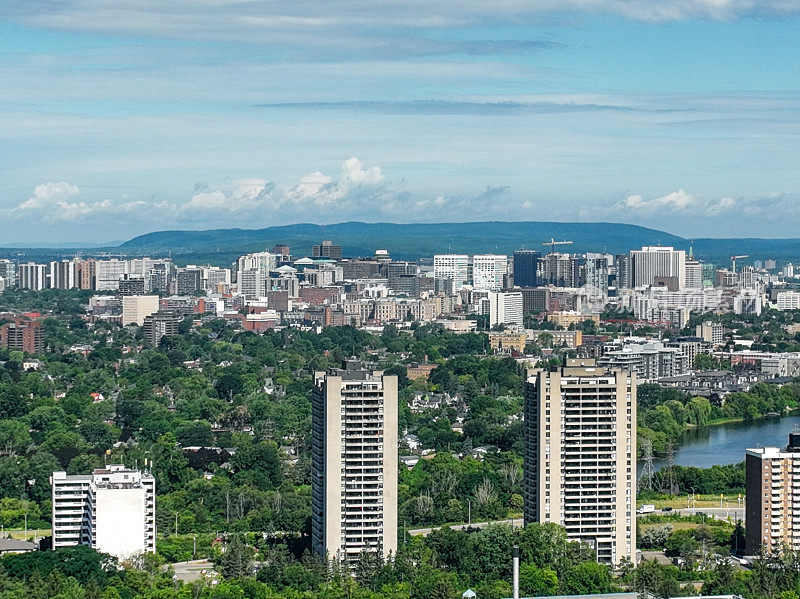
[49,260,78,289]
[472,254,508,291]
[311,366,398,562]
[122,295,160,326]
[629,246,686,289]
[51,465,156,560]
[18,262,48,291]
[524,359,636,565]
[488,291,523,330]
[685,260,703,289]
[746,434,800,555]
[96,259,129,291]
[433,254,470,289]
[238,251,277,277]
[776,290,800,311]
[696,321,724,345]
[598,339,688,381]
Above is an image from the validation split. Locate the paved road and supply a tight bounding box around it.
[408,506,745,537]
[171,560,216,583]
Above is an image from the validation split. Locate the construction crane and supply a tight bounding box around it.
[542,238,573,254]
[730,255,749,274]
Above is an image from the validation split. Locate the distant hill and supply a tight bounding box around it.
[120,221,688,259]
[119,220,800,263]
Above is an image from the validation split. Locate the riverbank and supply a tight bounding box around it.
[646,411,800,471]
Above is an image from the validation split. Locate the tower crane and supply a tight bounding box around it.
[542,238,573,254]
[730,255,749,274]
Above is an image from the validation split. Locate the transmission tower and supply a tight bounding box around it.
[639,438,655,492]
[662,443,678,495]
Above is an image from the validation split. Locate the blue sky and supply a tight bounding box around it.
[1,1,799,243]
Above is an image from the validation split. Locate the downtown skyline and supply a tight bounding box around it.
[2,1,800,243]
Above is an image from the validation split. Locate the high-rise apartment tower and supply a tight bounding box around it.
[523,358,636,565]
[311,364,398,562]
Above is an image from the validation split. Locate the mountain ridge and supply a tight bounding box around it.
[119,220,800,262]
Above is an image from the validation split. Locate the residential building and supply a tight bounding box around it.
[176,267,203,295]
[311,365,398,562]
[696,321,724,346]
[142,310,183,347]
[489,331,527,354]
[433,254,470,290]
[95,259,128,291]
[49,260,78,289]
[0,319,44,353]
[527,329,583,349]
[18,262,48,290]
[513,250,540,288]
[488,291,524,329]
[629,246,686,289]
[523,359,636,565]
[119,275,146,296]
[472,254,508,291]
[122,295,160,326]
[547,310,599,329]
[0,260,16,287]
[746,434,800,555]
[312,241,342,260]
[238,268,263,299]
[51,464,155,560]
[598,339,688,382]
[776,290,800,311]
[77,259,96,290]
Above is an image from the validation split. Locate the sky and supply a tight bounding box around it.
[1,1,800,244]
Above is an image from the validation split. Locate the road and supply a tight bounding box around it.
[171,559,216,583]
[408,506,745,537]
[408,518,523,537]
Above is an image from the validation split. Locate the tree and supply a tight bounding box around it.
[561,561,613,595]
[0,420,31,456]
[520,564,559,596]
[231,442,282,491]
[219,535,252,579]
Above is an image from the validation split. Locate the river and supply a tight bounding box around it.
[646,414,800,472]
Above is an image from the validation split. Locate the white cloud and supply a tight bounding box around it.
[622,189,696,213]
[3,0,797,46]
[704,196,736,214]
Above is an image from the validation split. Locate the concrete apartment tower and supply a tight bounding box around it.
[523,358,636,565]
[51,464,156,560]
[746,433,800,555]
[311,362,398,562]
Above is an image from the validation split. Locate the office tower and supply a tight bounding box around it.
[122,295,160,326]
[539,253,582,287]
[272,244,291,262]
[433,254,469,290]
[0,319,44,353]
[614,254,630,289]
[684,261,703,289]
[18,262,48,290]
[488,291,524,329]
[143,310,183,346]
[176,267,203,295]
[374,249,391,263]
[746,434,800,555]
[311,364,398,562]
[523,359,636,565]
[205,267,231,288]
[238,268,263,299]
[0,259,16,287]
[312,241,342,261]
[472,254,508,291]
[513,250,540,287]
[629,246,686,289]
[51,464,155,559]
[585,253,610,297]
[95,259,128,291]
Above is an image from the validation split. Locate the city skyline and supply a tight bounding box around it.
[2,2,800,242]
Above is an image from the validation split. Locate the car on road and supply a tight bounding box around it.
[662,506,673,512]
